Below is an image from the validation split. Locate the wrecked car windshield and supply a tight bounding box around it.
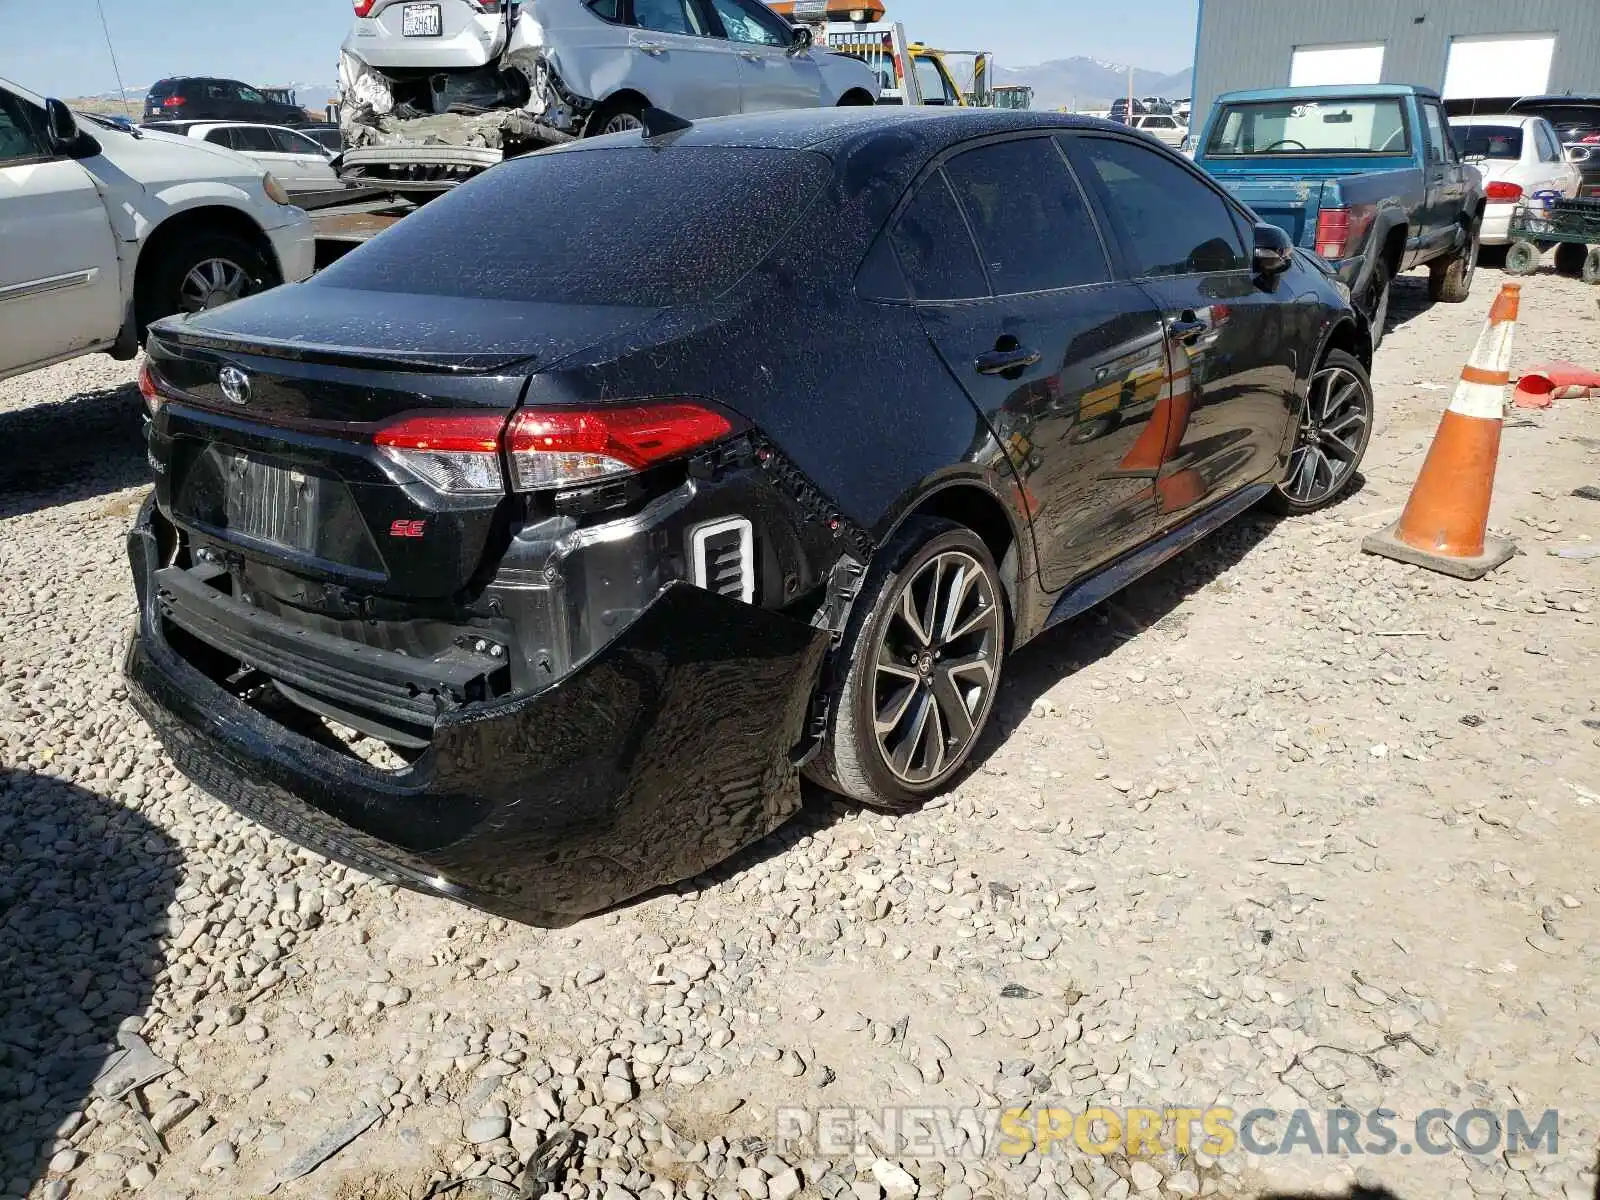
[316,145,833,307]
[1206,99,1410,156]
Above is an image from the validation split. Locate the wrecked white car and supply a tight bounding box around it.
[338,0,878,194]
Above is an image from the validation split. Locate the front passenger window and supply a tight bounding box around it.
[707,0,789,45]
[631,0,709,36]
[1071,135,1248,278]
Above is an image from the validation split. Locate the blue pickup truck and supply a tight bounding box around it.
[1192,84,1485,346]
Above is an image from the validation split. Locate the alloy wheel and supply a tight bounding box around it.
[872,550,1001,786]
[604,112,644,134]
[1284,364,1369,506]
[179,258,250,312]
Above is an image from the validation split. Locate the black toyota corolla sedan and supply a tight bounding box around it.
[126,107,1373,924]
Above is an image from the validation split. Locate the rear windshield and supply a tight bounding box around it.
[147,79,178,98]
[1519,107,1600,141]
[1454,124,1523,160]
[1206,99,1409,156]
[317,145,832,307]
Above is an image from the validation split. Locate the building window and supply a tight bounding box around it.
[1288,42,1386,88]
[1442,33,1556,99]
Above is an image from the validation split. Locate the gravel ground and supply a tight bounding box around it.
[2,265,1598,1200]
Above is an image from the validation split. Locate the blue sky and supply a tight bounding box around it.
[12,0,1200,99]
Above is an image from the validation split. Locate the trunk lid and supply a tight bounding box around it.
[145,284,663,600]
[1211,175,1337,247]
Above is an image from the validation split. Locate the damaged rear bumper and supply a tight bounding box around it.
[123,499,830,926]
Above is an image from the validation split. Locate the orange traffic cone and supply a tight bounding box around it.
[1361,282,1521,579]
[1511,360,1600,408]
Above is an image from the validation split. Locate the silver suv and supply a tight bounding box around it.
[340,0,879,145]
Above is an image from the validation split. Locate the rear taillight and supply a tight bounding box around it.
[1582,134,1600,144]
[372,402,736,496]
[1314,205,1376,260]
[1486,180,1524,201]
[374,412,506,494]
[139,360,171,414]
[505,403,733,490]
[353,0,376,14]
[161,96,185,108]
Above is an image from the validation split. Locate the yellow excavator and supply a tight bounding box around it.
[769,2,1024,110]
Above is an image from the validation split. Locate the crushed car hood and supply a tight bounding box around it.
[158,281,667,373]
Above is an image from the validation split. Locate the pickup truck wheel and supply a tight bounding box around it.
[806,517,1006,813]
[1363,263,1391,350]
[141,232,272,329]
[1504,241,1542,276]
[1428,222,1478,303]
[1265,349,1372,516]
[1585,248,1600,286]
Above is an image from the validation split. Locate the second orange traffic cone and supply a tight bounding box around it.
[1361,282,1521,580]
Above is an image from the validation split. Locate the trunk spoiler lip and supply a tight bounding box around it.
[149,322,530,375]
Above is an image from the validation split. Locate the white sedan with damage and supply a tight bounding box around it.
[338,0,879,188]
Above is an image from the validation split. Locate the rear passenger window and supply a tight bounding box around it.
[942,137,1109,294]
[203,128,236,149]
[1071,135,1248,278]
[888,172,988,301]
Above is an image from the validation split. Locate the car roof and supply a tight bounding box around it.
[545,106,1117,159]
[1218,84,1438,103]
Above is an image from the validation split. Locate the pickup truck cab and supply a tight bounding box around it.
[1194,84,1484,346]
[1,75,315,383]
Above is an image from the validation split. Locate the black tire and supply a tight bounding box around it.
[1504,241,1542,276]
[1584,248,1600,286]
[1263,349,1373,516]
[1555,241,1589,278]
[1363,261,1391,350]
[137,230,274,334]
[584,97,645,137]
[807,517,1006,812]
[1428,221,1478,303]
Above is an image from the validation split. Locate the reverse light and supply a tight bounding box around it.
[505,403,734,490]
[373,402,736,497]
[374,412,506,495]
[1485,180,1524,202]
[1313,204,1376,260]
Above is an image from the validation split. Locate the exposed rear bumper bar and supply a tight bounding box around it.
[124,498,830,926]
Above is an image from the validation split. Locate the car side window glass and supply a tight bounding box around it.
[1423,103,1450,164]
[0,92,45,164]
[1071,135,1248,277]
[942,137,1109,294]
[1539,123,1562,163]
[233,127,279,153]
[239,86,266,104]
[269,129,310,153]
[707,0,789,45]
[587,0,623,19]
[631,0,709,36]
[889,171,989,301]
[203,127,235,149]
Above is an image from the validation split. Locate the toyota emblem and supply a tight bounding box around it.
[219,366,251,405]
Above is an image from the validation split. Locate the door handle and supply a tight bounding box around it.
[975,346,1041,376]
[1168,314,1207,344]
[738,49,762,61]
[634,39,665,54]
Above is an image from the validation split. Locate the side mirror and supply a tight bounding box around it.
[1253,222,1294,276]
[788,23,813,52]
[44,98,81,152]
